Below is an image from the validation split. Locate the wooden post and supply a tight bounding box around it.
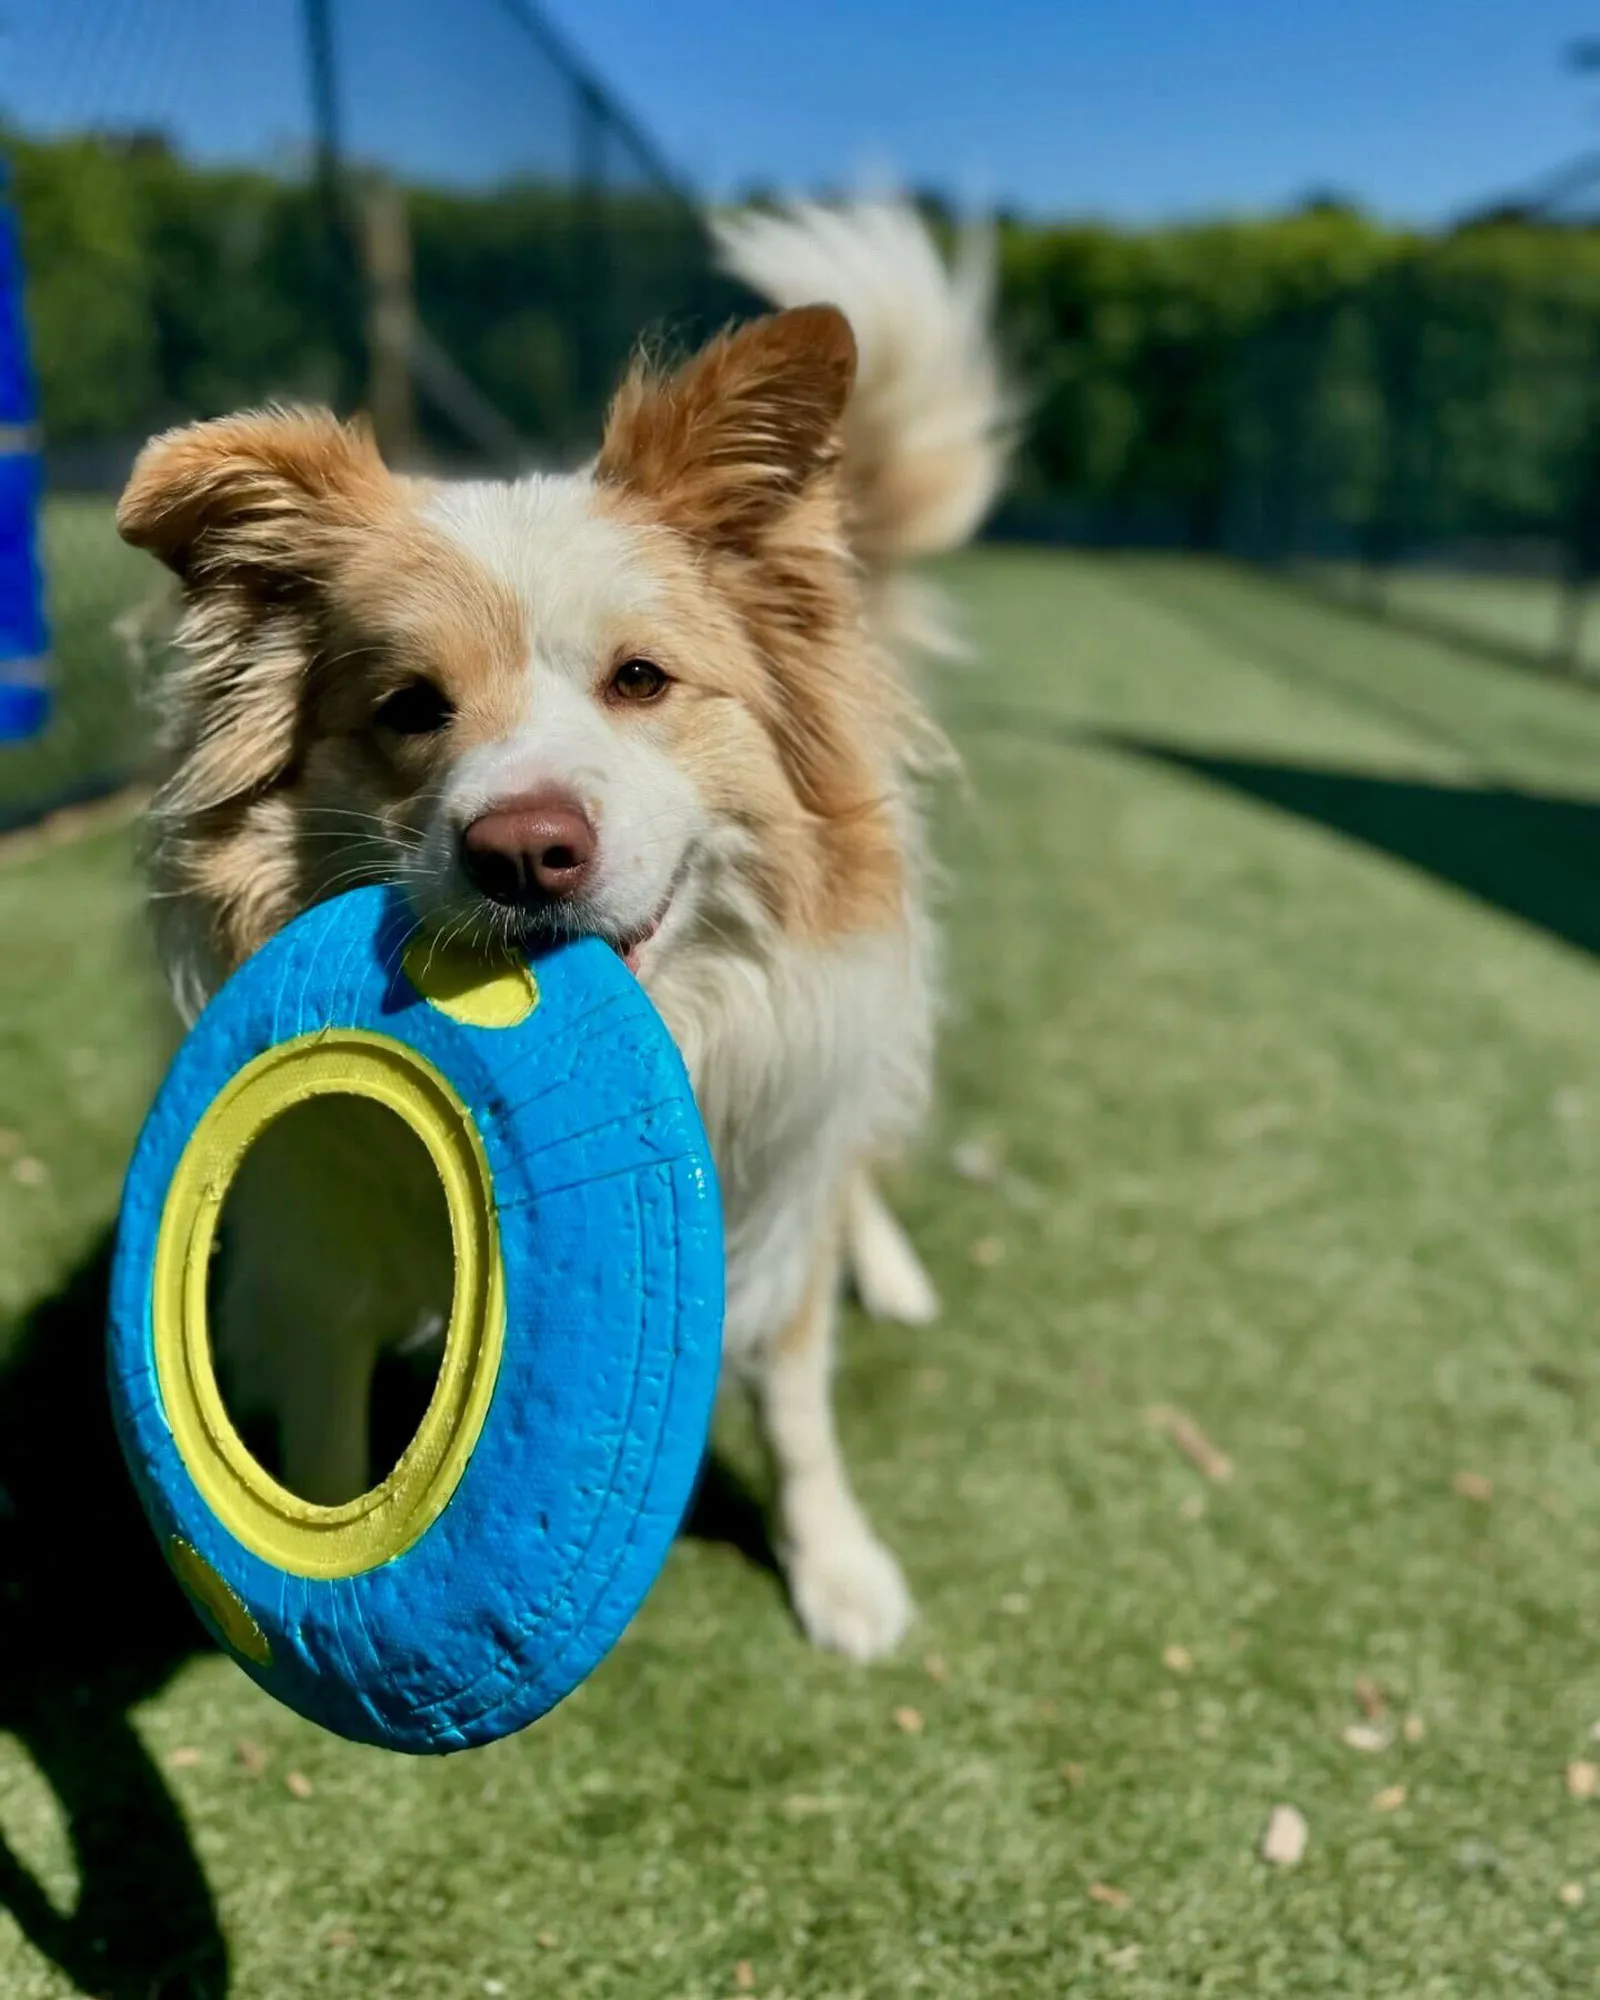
[360,173,417,464]
[300,0,365,413]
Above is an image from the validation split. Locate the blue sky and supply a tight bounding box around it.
[2,0,1596,226]
[547,0,1599,224]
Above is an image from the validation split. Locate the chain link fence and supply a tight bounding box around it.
[0,0,745,825]
[1222,215,1600,675]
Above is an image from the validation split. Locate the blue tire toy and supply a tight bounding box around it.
[107,886,723,1753]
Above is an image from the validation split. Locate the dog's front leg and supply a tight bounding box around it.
[213,1239,378,1507]
[213,1094,453,1507]
[273,1321,378,1507]
[754,1238,913,1661]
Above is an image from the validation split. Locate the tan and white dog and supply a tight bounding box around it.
[116,201,1009,1660]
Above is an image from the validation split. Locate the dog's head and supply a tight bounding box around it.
[119,306,913,1011]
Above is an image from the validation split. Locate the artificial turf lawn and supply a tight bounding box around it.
[5,550,1600,1996]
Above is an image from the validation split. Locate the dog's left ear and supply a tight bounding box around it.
[596,304,856,552]
[117,405,391,585]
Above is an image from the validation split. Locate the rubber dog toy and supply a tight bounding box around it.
[108,886,723,1753]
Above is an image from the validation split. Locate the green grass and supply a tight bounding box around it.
[1309,561,1600,678]
[7,549,1600,1997]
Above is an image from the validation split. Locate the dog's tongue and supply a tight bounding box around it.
[621,921,658,974]
[526,923,656,973]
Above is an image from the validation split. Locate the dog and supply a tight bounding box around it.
[115,199,1010,1661]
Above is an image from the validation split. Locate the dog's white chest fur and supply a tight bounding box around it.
[647,924,933,1361]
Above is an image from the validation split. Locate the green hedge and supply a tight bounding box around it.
[998,209,1600,552]
[4,128,730,465]
[10,125,1600,557]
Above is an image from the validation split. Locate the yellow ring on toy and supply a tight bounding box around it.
[151,1030,505,1581]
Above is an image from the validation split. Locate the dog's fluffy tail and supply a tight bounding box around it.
[712,198,1011,654]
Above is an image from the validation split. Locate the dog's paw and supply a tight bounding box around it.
[787,1529,914,1662]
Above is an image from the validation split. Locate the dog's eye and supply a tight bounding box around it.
[375,678,453,736]
[607,658,670,704]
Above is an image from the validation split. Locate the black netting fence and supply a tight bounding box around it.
[988,198,1600,680]
[1222,227,1600,674]
[0,0,746,824]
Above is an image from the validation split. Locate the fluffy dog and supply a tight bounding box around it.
[116,200,1009,1659]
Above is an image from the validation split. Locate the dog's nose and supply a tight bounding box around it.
[460,791,596,907]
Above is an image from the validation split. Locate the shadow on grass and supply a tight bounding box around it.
[681,1452,778,1576]
[0,1235,227,1998]
[953,696,1600,963]
[1110,738,1600,962]
[0,1239,776,1999]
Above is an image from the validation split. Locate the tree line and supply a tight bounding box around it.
[996,203,1600,557]
[9,128,1600,563]
[4,127,729,466]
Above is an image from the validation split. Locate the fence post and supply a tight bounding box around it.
[1364,260,1429,622]
[1557,413,1600,673]
[0,154,49,744]
[300,0,366,414]
[1258,314,1308,567]
[360,174,418,464]
[571,78,613,436]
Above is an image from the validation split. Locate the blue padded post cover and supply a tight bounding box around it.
[0,156,48,742]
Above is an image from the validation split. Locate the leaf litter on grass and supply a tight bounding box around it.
[1261,1805,1309,1868]
[1145,1404,1235,1483]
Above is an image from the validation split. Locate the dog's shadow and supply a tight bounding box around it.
[0,1232,227,1999]
[681,1450,780,1576]
[0,1233,776,1999]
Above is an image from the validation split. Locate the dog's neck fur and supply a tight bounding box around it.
[647,860,933,1358]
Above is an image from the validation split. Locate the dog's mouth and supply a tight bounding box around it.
[489,883,677,977]
[601,858,692,975]
[614,905,667,973]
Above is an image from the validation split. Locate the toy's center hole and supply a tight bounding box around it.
[206,1092,455,1507]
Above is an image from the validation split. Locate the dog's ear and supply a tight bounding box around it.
[118,409,402,985]
[116,406,399,814]
[117,406,390,585]
[595,305,856,552]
